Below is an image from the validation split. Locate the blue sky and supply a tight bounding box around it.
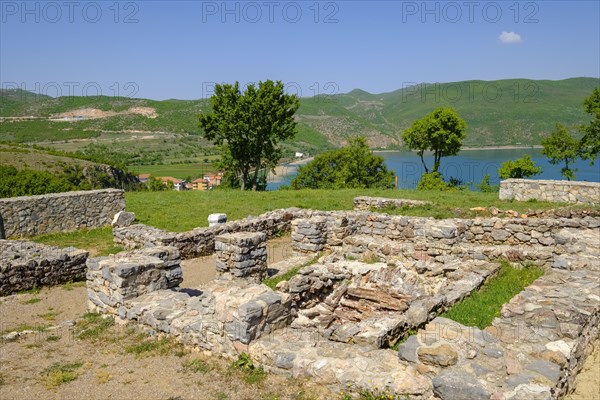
[1,0,599,100]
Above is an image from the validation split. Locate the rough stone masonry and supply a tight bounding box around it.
[0,189,125,238]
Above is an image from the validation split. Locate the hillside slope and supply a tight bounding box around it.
[1,77,598,148]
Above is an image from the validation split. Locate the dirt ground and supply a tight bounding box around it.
[0,236,330,399]
[1,234,599,399]
[566,340,600,400]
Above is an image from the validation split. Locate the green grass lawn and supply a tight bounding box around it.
[31,227,123,257]
[440,261,544,328]
[124,188,566,232]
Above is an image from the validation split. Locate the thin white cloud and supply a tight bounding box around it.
[499,31,522,44]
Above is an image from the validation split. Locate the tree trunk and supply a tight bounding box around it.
[433,150,441,173]
[419,151,429,173]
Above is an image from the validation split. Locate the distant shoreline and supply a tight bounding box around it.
[374,145,543,153]
[269,157,314,182]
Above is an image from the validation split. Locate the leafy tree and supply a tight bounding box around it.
[579,87,600,164]
[541,123,579,180]
[291,137,395,189]
[402,107,467,174]
[147,177,170,191]
[199,80,300,191]
[498,154,542,179]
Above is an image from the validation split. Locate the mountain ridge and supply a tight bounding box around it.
[1,77,598,149]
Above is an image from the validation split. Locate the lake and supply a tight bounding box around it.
[266,148,600,190]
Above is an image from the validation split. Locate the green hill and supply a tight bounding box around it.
[1,77,598,151]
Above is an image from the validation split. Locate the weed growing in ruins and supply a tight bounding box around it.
[231,352,266,384]
[441,260,544,328]
[125,334,184,357]
[0,372,5,386]
[360,251,379,264]
[21,297,41,304]
[61,281,86,291]
[46,335,61,342]
[182,358,213,374]
[74,313,115,340]
[41,362,83,388]
[95,370,112,384]
[263,253,322,290]
[16,286,40,295]
[339,386,409,400]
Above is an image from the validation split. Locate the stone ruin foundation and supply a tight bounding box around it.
[85,204,600,399]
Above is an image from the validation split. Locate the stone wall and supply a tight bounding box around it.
[0,240,88,295]
[291,212,600,253]
[0,189,125,238]
[353,196,431,211]
[113,208,313,259]
[499,179,600,204]
[86,246,183,315]
[215,232,267,283]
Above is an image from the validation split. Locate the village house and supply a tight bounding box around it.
[159,176,186,191]
[137,173,151,183]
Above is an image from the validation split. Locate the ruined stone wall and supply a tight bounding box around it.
[292,213,600,253]
[353,196,431,210]
[499,179,600,204]
[86,246,183,315]
[113,208,318,259]
[0,240,88,295]
[0,189,125,238]
[215,232,267,283]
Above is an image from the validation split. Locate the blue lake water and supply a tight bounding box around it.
[267,148,600,190]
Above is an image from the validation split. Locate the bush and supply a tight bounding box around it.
[498,154,542,179]
[291,137,395,190]
[476,174,499,193]
[416,172,453,191]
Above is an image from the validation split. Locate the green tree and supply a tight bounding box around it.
[541,123,579,180]
[498,154,542,179]
[579,87,600,164]
[402,107,467,174]
[291,137,395,189]
[199,80,300,191]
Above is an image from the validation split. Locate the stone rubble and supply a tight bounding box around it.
[0,240,88,295]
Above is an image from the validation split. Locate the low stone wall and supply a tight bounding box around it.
[353,196,431,211]
[0,189,125,238]
[0,240,88,295]
[499,179,600,204]
[215,232,267,283]
[113,208,313,259]
[86,246,183,315]
[291,212,600,253]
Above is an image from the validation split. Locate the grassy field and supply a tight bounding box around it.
[31,227,123,257]
[123,188,565,232]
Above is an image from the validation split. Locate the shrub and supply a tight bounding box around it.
[416,172,452,191]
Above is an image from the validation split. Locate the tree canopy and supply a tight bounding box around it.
[541,123,579,180]
[401,107,467,174]
[498,154,542,179]
[290,137,395,190]
[199,80,300,190]
[579,87,600,164]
